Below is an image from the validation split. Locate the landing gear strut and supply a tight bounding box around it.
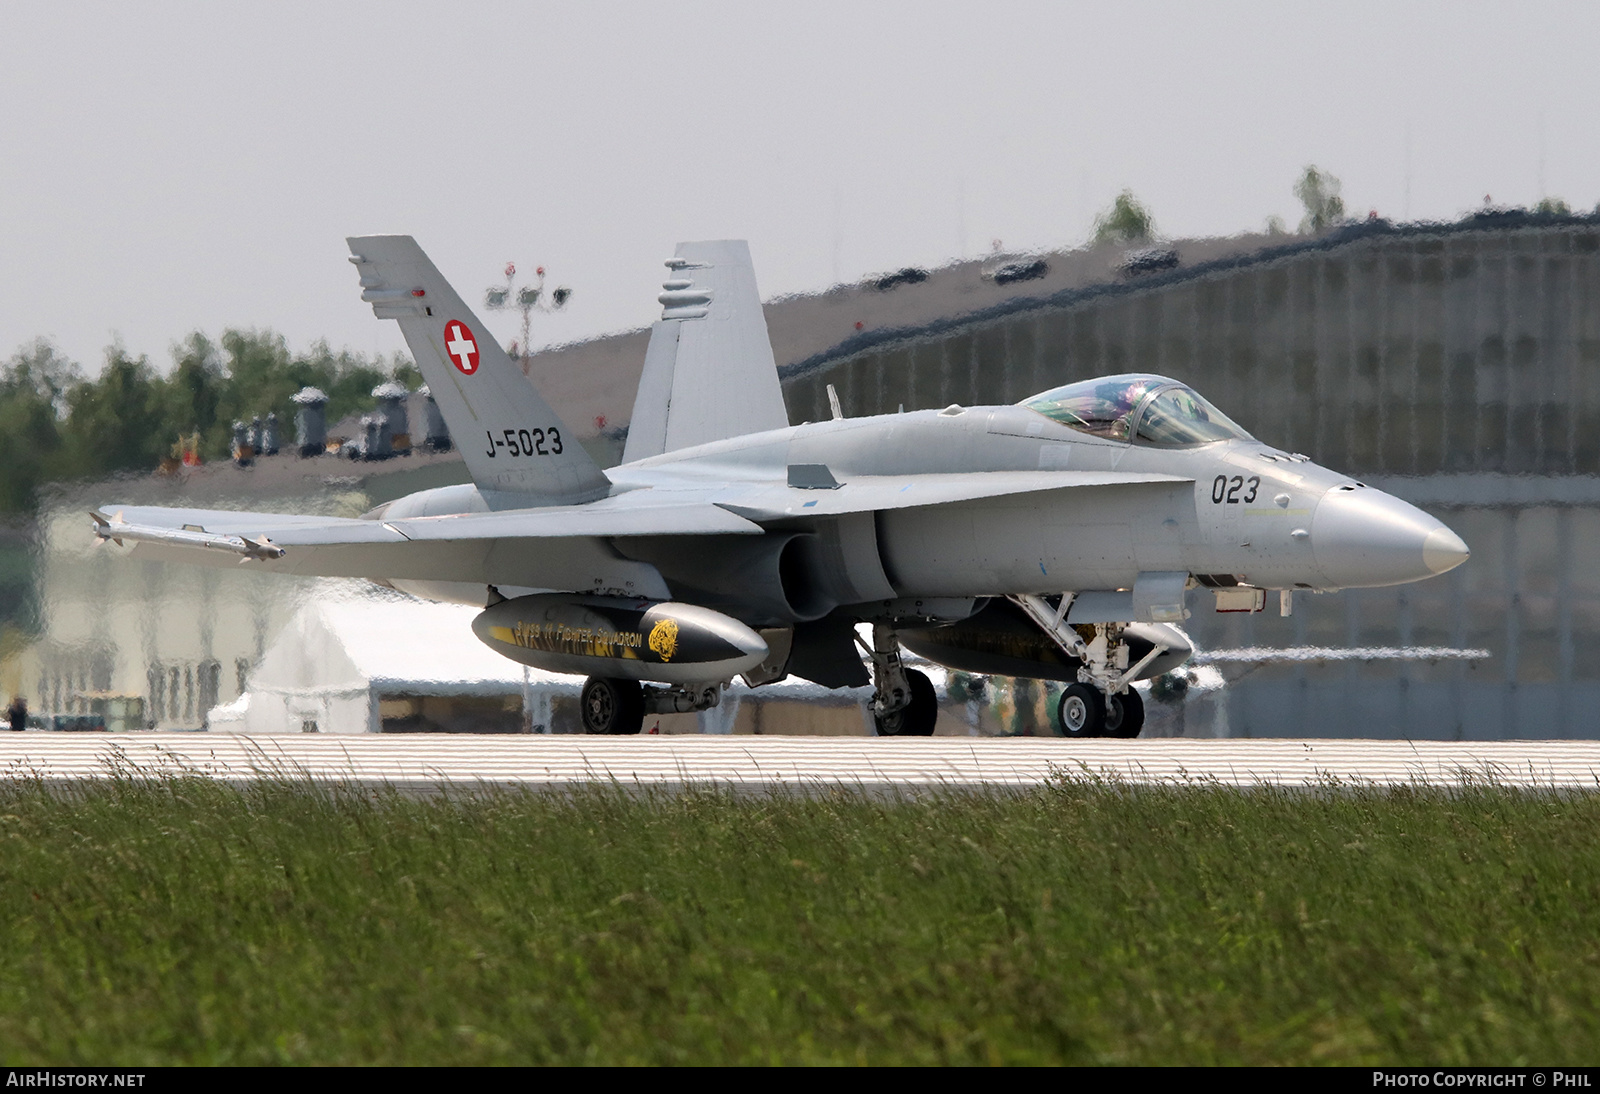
[580,678,724,735]
[862,624,938,736]
[1012,595,1162,739]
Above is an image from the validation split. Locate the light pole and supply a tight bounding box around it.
[484,261,572,371]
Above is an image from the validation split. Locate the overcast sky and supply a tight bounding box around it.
[3,1,1596,374]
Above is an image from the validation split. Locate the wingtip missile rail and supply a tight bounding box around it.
[89,511,286,562]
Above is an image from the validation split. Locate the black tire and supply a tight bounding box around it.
[581,676,644,735]
[1056,683,1106,738]
[874,668,939,736]
[1104,687,1145,739]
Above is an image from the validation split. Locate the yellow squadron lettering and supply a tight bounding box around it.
[499,620,645,657]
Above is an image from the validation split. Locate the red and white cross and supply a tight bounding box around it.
[445,321,480,374]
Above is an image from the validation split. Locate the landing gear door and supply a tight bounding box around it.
[1132,571,1190,623]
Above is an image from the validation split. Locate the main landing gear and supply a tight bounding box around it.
[1011,595,1165,739]
[580,677,725,735]
[580,677,644,735]
[862,623,938,736]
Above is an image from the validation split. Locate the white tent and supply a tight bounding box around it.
[209,589,952,736]
[211,593,580,735]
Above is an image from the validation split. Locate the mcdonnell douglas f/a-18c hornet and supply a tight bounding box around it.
[92,237,1470,737]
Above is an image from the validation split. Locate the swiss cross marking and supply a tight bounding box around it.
[444,321,480,374]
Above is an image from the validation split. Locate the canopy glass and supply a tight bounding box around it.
[1021,374,1253,446]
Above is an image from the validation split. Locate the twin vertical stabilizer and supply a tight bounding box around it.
[348,235,790,497]
[622,240,791,463]
[346,235,611,506]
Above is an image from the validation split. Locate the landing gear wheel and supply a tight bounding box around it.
[1104,687,1145,739]
[581,677,644,735]
[874,668,939,737]
[1057,683,1106,738]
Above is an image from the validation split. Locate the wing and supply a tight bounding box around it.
[711,469,1193,521]
[94,471,1186,595]
[91,497,762,598]
[621,240,791,463]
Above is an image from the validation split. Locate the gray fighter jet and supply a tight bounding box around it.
[93,236,1470,737]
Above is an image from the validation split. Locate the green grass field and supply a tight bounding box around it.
[0,775,1595,1065]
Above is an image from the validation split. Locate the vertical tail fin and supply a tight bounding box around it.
[346,235,611,505]
[621,240,791,463]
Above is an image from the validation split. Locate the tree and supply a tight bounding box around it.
[0,340,77,513]
[1093,190,1155,246]
[161,332,227,459]
[214,328,300,446]
[0,328,419,499]
[308,343,387,426]
[1295,166,1345,233]
[2,338,79,416]
[59,345,165,481]
[209,330,408,455]
[389,354,424,392]
[1534,196,1572,216]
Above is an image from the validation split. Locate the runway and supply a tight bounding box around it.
[1,733,1599,791]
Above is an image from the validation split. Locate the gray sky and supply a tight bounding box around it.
[3,1,1596,374]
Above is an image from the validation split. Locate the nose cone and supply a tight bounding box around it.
[1423,525,1471,575]
[1310,488,1470,588]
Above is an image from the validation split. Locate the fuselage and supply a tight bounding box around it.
[377,386,1468,612]
[613,402,1467,596]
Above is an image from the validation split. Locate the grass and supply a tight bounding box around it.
[0,775,1596,1065]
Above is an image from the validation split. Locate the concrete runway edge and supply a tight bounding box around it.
[1,734,1599,791]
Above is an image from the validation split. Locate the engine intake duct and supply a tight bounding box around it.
[617,533,817,625]
[620,514,896,627]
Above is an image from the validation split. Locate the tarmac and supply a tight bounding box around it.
[1,733,1599,792]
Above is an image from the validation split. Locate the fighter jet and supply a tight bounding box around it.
[92,236,1470,737]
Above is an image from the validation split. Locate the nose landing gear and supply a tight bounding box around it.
[1011,594,1160,739]
[1057,681,1145,738]
[1056,682,1104,737]
[1102,687,1145,738]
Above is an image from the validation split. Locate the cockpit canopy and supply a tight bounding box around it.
[1021,373,1253,447]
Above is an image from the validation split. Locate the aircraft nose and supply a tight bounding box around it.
[1423,525,1471,575]
[1310,487,1470,588]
